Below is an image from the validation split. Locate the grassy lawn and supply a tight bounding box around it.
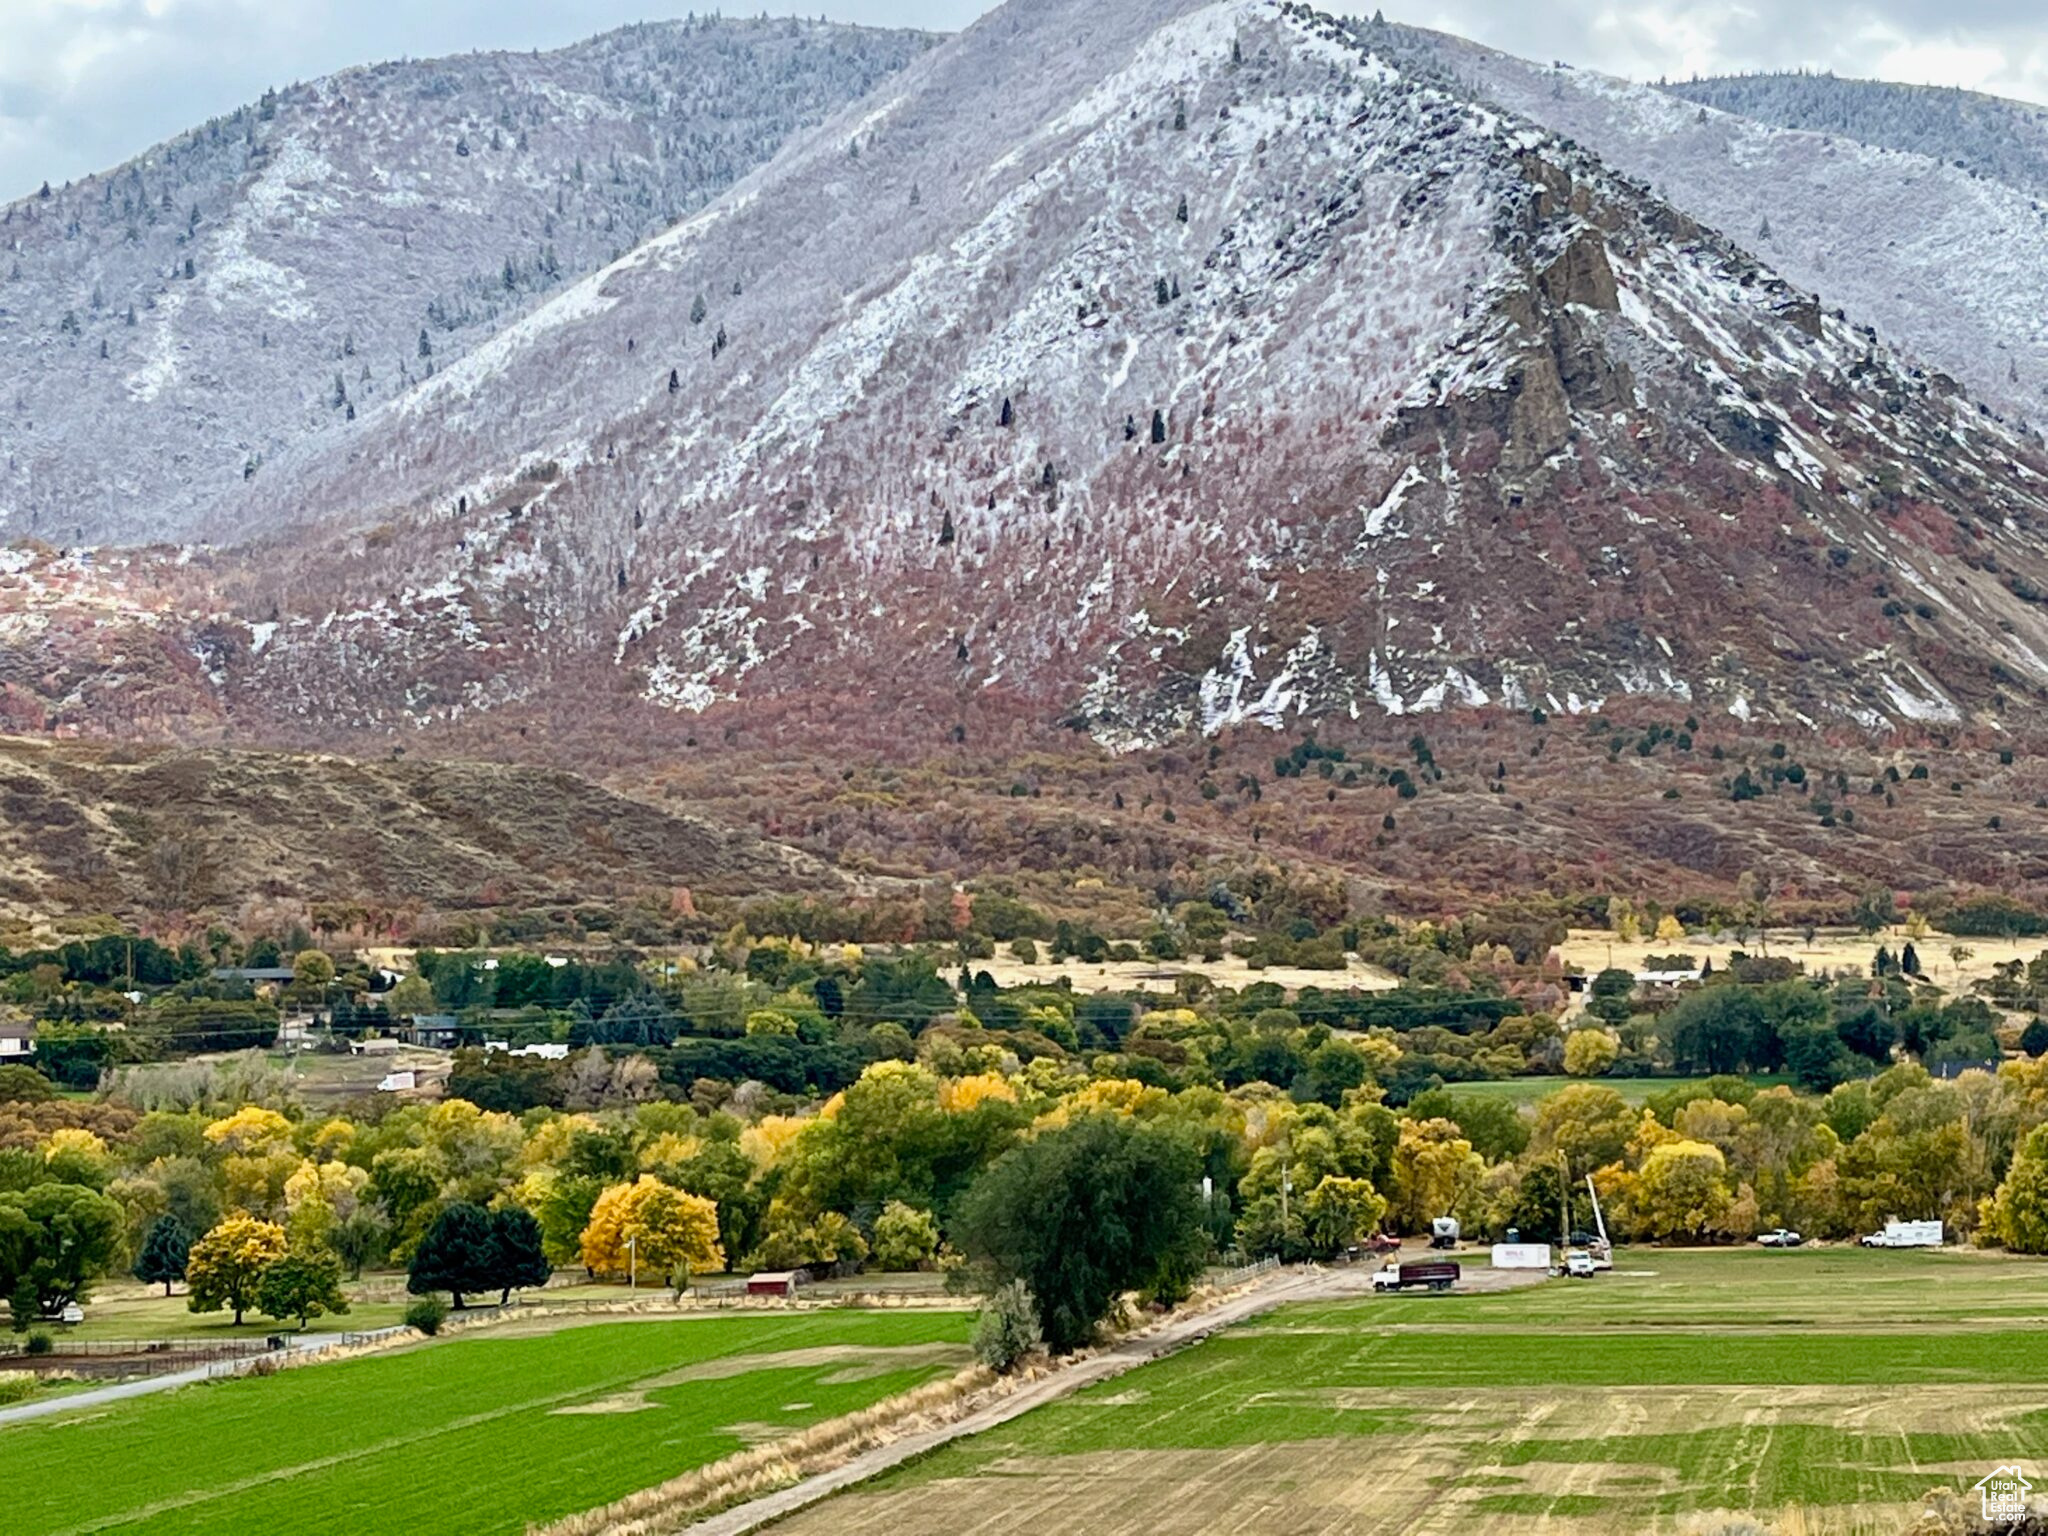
[1373,1245,2048,1329]
[45,1278,410,1343]
[1,1309,971,1535]
[1439,1074,1795,1106]
[785,1248,2048,1536]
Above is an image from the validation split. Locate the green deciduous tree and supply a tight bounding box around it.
[0,1183,126,1325]
[1300,1175,1387,1256]
[255,1246,349,1329]
[970,1279,1041,1372]
[1989,1124,2048,1253]
[331,1208,390,1280]
[871,1200,941,1270]
[954,1113,1208,1353]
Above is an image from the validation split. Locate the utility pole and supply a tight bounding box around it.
[1558,1151,1571,1257]
[627,1236,637,1292]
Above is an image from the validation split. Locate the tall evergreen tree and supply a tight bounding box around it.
[407,1202,496,1308]
[485,1207,551,1305]
[133,1214,191,1297]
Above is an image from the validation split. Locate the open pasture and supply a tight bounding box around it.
[1,1309,970,1535]
[1435,1074,1795,1106]
[778,1249,2048,1536]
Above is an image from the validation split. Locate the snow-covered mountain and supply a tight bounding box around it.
[0,17,932,543]
[1665,73,2048,199]
[12,0,2048,753]
[1396,25,2048,426]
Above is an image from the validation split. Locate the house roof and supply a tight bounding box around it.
[1934,1059,2001,1080]
[0,1019,36,1039]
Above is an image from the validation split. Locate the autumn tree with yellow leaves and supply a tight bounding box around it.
[580,1176,724,1293]
[186,1214,289,1325]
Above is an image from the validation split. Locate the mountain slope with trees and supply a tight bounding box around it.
[143,0,2048,749]
[1400,24,2048,426]
[0,739,861,931]
[0,16,932,543]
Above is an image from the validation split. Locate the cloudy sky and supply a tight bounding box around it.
[5,0,2046,204]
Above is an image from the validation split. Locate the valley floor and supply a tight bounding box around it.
[770,1249,2048,1536]
[1,1310,970,1535]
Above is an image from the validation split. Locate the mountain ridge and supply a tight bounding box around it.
[0,16,934,544]
[1396,23,2048,427]
[9,0,2048,764]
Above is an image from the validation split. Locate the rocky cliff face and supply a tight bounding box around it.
[8,0,2048,756]
[1399,24,2048,428]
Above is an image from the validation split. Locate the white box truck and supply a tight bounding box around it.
[1490,1243,1552,1270]
[1860,1219,1943,1248]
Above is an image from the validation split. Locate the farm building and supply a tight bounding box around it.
[210,966,299,987]
[399,1014,463,1049]
[0,1019,35,1059]
[1634,965,1706,992]
[746,1272,801,1298]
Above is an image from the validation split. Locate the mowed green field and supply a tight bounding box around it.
[780,1249,2048,1536]
[38,1279,411,1342]
[1439,1074,1795,1106]
[3,1309,971,1536]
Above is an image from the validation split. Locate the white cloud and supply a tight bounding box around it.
[1403,0,2048,104]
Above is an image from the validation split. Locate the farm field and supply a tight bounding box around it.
[1,1308,971,1535]
[777,1249,2048,1536]
[970,951,1401,996]
[1553,926,2046,996]
[1437,1075,1795,1106]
